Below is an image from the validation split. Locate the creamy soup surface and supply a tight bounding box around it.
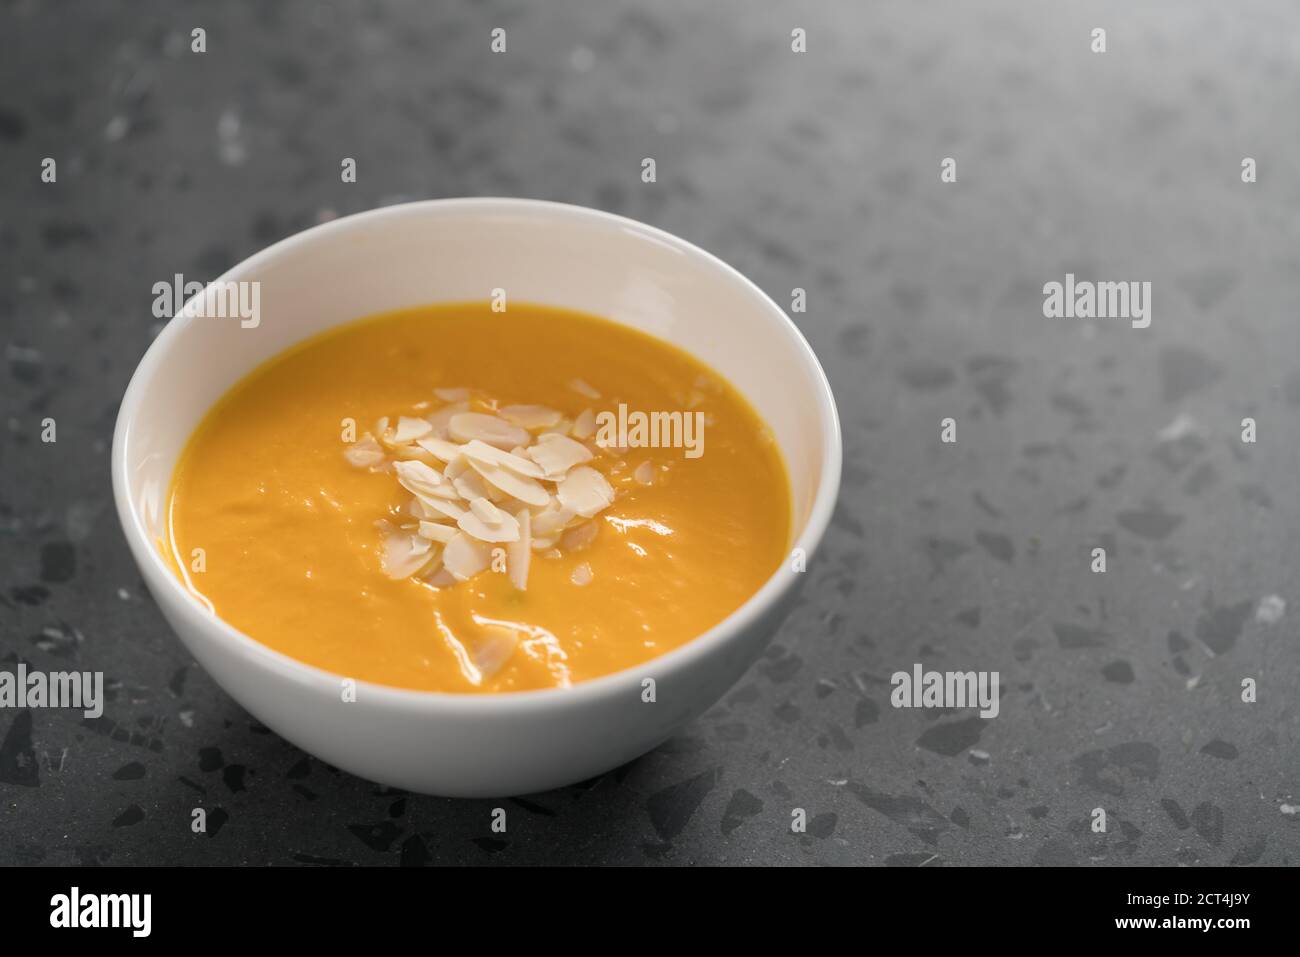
[165,302,791,692]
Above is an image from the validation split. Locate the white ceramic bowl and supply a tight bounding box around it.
[112,198,841,797]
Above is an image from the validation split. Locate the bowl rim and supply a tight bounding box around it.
[111,196,842,713]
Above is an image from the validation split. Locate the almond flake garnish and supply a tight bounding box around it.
[507,509,531,590]
[417,478,464,502]
[344,434,386,468]
[425,565,456,587]
[442,532,492,581]
[417,496,467,522]
[500,404,563,429]
[460,439,546,479]
[560,520,598,552]
[557,466,615,517]
[571,408,597,439]
[392,459,444,498]
[453,466,498,503]
[469,497,503,524]
[449,412,530,450]
[458,506,520,543]
[532,503,576,538]
[418,521,458,544]
[415,436,462,462]
[392,416,433,443]
[444,455,469,480]
[568,378,601,399]
[379,523,436,580]
[634,461,655,486]
[473,624,520,680]
[527,433,593,478]
[391,443,436,463]
[468,457,551,507]
[425,402,468,439]
[351,389,623,590]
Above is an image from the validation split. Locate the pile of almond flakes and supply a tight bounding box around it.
[343,384,633,590]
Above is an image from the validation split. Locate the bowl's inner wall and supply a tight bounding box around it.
[122,204,830,551]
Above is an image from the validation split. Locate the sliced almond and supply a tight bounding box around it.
[415,436,463,462]
[557,465,615,517]
[487,494,535,516]
[380,525,436,580]
[392,459,444,499]
[411,495,457,520]
[500,404,563,430]
[390,443,438,464]
[458,506,520,543]
[569,378,601,399]
[424,565,457,587]
[442,532,492,581]
[468,457,552,507]
[560,520,598,552]
[407,480,462,508]
[506,509,531,590]
[344,434,386,468]
[418,520,458,544]
[571,408,597,439]
[449,412,530,450]
[418,496,468,522]
[392,416,433,443]
[473,623,519,680]
[633,460,654,486]
[417,478,463,502]
[453,466,497,503]
[460,438,545,479]
[425,401,468,439]
[526,433,593,478]
[532,504,576,538]
[571,562,593,586]
[470,497,504,524]
[443,455,469,481]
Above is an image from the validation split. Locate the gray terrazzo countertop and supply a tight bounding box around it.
[1,0,1298,865]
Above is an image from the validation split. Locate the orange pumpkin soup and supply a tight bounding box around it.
[164,302,790,692]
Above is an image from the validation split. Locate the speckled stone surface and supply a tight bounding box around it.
[2,0,1299,866]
